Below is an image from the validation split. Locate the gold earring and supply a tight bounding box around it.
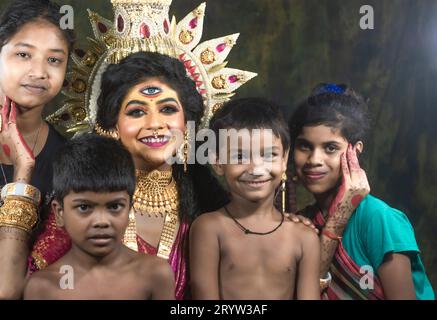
[281,172,287,214]
[177,127,190,173]
[95,123,120,140]
[110,129,120,140]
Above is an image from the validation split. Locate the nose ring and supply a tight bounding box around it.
[152,130,159,138]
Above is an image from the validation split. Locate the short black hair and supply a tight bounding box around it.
[209,97,291,154]
[96,51,203,130]
[0,0,75,53]
[53,134,136,203]
[289,83,371,148]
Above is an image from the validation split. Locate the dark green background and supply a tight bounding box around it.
[1,0,435,291]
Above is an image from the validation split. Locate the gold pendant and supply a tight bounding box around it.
[133,169,178,217]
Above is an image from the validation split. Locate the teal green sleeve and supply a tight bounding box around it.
[363,205,419,270]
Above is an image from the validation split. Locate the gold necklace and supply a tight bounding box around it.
[124,169,180,259]
[133,169,179,217]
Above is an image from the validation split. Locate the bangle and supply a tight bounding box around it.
[322,229,342,241]
[1,182,41,206]
[320,272,332,291]
[0,196,38,233]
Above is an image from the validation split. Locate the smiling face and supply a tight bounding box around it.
[293,125,356,195]
[116,78,186,170]
[53,191,130,258]
[0,19,68,110]
[214,129,288,203]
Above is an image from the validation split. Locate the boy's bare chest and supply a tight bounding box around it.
[218,226,300,272]
[50,270,151,300]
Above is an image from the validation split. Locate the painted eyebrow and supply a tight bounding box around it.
[125,100,148,108]
[14,42,66,55]
[156,97,180,105]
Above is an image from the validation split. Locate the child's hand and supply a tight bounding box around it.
[325,144,370,232]
[286,213,319,234]
[0,96,35,182]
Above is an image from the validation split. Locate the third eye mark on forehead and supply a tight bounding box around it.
[140,86,162,98]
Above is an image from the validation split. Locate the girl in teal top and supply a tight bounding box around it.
[288,83,434,299]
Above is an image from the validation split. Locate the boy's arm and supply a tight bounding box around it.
[377,253,416,299]
[296,227,321,300]
[189,214,220,299]
[151,261,176,300]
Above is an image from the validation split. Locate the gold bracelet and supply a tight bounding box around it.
[320,272,332,291]
[1,182,41,206]
[0,196,38,234]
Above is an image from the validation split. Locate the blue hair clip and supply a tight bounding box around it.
[321,83,345,94]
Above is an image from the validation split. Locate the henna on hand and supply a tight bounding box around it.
[0,97,36,178]
[325,144,370,232]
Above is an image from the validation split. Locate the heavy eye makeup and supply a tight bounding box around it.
[124,100,181,118]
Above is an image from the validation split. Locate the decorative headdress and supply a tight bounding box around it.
[47,0,257,132]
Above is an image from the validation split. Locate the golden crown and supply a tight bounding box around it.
[47,0,257,132]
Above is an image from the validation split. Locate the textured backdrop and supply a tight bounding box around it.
[0,0,435,291]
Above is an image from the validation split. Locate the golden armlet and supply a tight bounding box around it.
[0,196,38,233]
